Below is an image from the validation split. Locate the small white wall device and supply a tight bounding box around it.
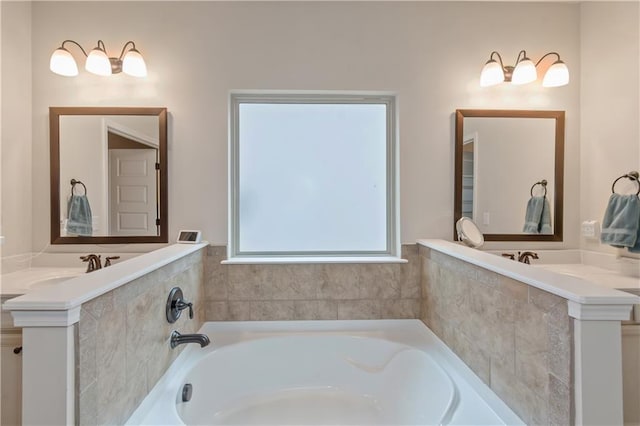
[177,230,202,244]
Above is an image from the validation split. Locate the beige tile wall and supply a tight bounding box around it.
[419,246,573,425]
[77,249,205,425]
[203,245,421,321]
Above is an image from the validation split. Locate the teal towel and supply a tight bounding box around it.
[67,194,93,236]
[600,194,640,248]
[540,197,552,234]
[523,196,552,234]
[630,214,640,253]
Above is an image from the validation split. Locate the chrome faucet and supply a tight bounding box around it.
[518,251,539,264]
[170,330,210,349]
[80,254,102,272]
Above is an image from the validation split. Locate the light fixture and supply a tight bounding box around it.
[480,50,569,88]
[50,40,147,77]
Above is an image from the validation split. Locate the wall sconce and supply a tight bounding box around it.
[480,50,569,88]
[49,40,147,77]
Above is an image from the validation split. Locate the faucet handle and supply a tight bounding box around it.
[105,256,120,267]
[176,300,194,319]
[501,253,516,260]
[166,287,195,323]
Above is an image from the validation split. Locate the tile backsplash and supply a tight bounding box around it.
[203,245,421,321]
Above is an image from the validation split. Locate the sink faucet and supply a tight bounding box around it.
[518,251,539,264]
[80,254,102,272]
[170,330,210,349]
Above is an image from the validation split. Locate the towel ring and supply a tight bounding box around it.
[611,171,640,196]
[70,179,87,196]
[530,179,548,197]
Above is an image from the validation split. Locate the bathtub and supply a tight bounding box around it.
[126,320,524,425]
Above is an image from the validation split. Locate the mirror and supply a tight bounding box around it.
[50,107,168,244]
[454,109,564,242]
[456,217,484,248]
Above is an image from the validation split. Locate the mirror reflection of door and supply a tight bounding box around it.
[107,131,159,236]
[461,133,476,220]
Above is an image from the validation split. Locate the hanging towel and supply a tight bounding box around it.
[523,196,552,234]
[629,215,640,253]
[600,193,640,248]
[67,194,93,236]
[540,197,552,234]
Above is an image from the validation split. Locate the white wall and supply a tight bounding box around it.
[580,1,640,257]
[1,2,33,266]
[21,1,582,253]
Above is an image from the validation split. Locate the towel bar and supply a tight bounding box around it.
[530,179,548,197]
[611,171,639,196]
[70,179,87,196]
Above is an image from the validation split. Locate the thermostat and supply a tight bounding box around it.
[177,230,202,244]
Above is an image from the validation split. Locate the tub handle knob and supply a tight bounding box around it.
[176,300,194,319]
[166,287,195,323]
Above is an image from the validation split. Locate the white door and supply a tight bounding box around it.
[108,149,158,236]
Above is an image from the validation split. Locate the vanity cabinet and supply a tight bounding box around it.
[0,331,22,426]
[622,324,640,425]
[1,294,22,426]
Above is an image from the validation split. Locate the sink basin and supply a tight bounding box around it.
[534,264,640,291]
[1,267,85,297]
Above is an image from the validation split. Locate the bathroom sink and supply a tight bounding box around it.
[1,267,85,297]
[30,275,80,289]
[534,264,640,291]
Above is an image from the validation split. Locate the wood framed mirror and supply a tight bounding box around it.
[454,109,564,242]
[50,107,168,244]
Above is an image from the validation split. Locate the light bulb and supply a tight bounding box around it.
[122,49,147,77]
[480,60,504,87]
[543,61,569,87]
[511,58,537,85]
[49,47,78,77]
[85,48,112,76]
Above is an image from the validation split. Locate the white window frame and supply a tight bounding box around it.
[227,91,401,263]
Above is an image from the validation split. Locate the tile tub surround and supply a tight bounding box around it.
[2,243,207,426]
[203,245,422,321]
[77,249,205,425]
[419,245,573,425]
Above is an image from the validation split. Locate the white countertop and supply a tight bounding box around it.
[417,239,640,306]
[2,243,208,312]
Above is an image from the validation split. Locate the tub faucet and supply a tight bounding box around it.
[518,251,539,264]
[170,330,210,349]
[80,254,102,272]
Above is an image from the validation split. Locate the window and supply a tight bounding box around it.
[228,92,398,261]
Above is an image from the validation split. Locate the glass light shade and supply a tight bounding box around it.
[480,60,505,87]
[49,48,78,77]
[85,48,112,76]
[511,58,537,85]
[122,49,147,77]
[543,61,569,87]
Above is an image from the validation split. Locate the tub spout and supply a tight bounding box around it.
[170,330,210,349]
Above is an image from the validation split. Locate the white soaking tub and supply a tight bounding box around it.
[126,320,524,425]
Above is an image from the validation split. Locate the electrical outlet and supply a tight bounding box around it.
[581,220,599,238]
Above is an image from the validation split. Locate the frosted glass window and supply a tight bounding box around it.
[230,93,397,258]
